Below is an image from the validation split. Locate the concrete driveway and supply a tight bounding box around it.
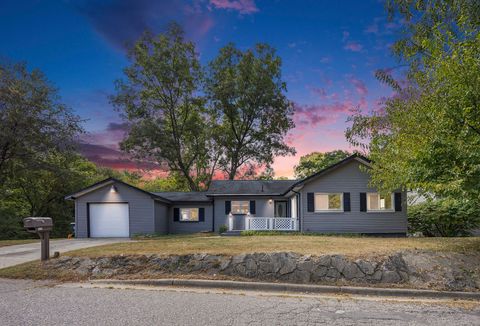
[0,238,128,269]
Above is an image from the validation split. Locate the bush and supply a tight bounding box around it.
[240,230,361,237]
[218,225,228,234]
[408,198,480,237]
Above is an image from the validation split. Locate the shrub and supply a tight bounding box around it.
[218,225,228,234]
[408,198,480,237]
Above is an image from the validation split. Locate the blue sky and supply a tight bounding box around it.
[0,0,401,177]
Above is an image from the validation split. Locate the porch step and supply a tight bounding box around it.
[221,230,242,236]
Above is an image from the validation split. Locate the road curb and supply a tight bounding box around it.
[90,278,480,300]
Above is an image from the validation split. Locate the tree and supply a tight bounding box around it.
[206,43,296,180]
[0,61,82,185]
[294,150,351,179]
[111,24,220,191]
[0,153,102,239]
[408,198,480,237]
[346,0,480,199]
[142,172,190,192]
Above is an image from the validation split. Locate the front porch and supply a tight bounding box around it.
[228,215,298,232]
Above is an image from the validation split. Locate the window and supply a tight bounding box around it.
[367,193,394,211]
[315,193,343,211]
[180,208,199,221]
[231,201,249,214]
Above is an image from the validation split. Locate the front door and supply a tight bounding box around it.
[274,201,288,217]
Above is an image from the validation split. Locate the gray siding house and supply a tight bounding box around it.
[66,154,407,237]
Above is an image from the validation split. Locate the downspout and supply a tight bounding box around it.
[211,199,215,233]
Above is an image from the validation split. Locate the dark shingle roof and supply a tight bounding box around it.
[152,192,211,202]
[207,180,298,196]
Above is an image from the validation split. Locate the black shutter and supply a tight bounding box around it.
[173,208,180,221]
[343,193,351,212]
[307,193,314,212]
[360,193,367,212]
[249,200,256,214]
[199,208,205,222]
[225,201,231,214]
[394,192,402,211]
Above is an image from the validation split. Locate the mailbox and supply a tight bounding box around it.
[23,217,53,233]
[23,217,53,261]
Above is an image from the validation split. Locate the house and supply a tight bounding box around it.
[65,154,407,237]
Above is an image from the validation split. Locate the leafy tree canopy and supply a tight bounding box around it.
[0,61,82,185]
[346,0,480,199]
[294,150,351,179]
[111,24,219,191]
[206,43,296,179]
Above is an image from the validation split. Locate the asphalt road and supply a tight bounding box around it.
[1,279,479,325]
[0,239,128,268]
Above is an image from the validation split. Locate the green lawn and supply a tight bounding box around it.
[67,234,480,259]
[0,239,39,248]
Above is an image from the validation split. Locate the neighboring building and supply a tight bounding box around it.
[65,154,407,237]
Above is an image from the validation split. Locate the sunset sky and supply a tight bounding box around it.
[0,0,401,178]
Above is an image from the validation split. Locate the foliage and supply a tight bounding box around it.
[218,225,228,234]
[0,61,90,239]
[346,0,480,199]
[0,61,83,186]
[240,230,362,237]
[111,24,220,191]
[142,172,190,192]
[206,43,296,179]
[408,199,480,237]
[0,152,104,239]
[294,150,351,179]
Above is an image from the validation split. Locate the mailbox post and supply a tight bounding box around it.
[23,217,53,261]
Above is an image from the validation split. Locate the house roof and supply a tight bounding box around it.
[66,154,371,202]
[152,192,211,202]
[64,177,172,204]
[207,179,298,196]
[283,153,371,194]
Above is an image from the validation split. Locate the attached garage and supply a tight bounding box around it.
[66,178,172,238]
[89,203,129,238]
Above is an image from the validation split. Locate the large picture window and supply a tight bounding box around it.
[180,208,199,221]
[367,193,394,211]
[231,201,249,214]
[315,193,343,211]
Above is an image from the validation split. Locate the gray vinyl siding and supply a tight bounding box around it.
[74,182,155,238]
[169,204,213,234]
[213,196,285,232]
[154,201,169,234]
[300,160,407,234]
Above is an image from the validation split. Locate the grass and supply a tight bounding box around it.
[0,239,39,248]
[65,234,480,259]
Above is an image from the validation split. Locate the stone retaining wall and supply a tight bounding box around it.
[47,251,480,291]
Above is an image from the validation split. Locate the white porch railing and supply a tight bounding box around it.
[245,217,298,231]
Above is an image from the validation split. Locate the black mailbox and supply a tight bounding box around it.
[23,217,53,261]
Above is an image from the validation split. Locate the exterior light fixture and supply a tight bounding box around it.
[269,199,273,204]
[110,185,118,193]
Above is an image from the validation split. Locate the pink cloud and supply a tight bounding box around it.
[344,42,363,52]
[209,0,258,14]
[347,76,368,96]
[293,101,354,129]
[309,86,339,100]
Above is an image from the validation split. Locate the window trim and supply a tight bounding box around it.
[230,200,250,215]
[366,192,395,212]
[179,208,200,222]
[314,193,344,212]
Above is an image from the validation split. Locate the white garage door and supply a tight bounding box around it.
[89,203,129,238]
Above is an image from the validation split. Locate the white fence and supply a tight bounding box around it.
[245,217,298,231]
